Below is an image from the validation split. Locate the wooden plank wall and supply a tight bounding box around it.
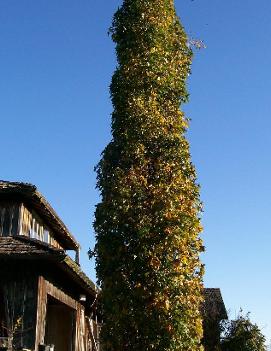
[19,205,63,249]
[0,202,63,250]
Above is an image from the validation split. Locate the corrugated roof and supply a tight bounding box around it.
[0,180,79,250]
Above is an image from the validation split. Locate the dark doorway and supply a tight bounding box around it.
[45,296,75,351]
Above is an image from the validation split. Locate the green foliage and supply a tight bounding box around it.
[94,0,204,350]
[221,311,267,351]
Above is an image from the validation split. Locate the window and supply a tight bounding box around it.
[20,205,62,249]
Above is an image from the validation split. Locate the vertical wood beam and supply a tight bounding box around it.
[75,249,80,265]
[35,277,47,351]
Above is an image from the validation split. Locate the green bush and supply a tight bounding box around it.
[221,311,267,351]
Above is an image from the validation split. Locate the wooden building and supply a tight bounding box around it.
[0,181,100,351]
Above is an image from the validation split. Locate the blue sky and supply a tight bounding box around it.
[1,0,271,343]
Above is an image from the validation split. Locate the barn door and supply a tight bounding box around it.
[44,296,75,351]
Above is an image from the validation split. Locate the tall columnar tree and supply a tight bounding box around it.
[94,0,204,350]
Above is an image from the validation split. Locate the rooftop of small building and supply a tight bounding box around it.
[203,288,228,320]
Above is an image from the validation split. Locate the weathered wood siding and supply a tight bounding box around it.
[19,205,63,249]
[0,257,98,351]
[0,201,63,250]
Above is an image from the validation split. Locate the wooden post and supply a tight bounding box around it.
[35,277,47,351]
[75,249,80,265]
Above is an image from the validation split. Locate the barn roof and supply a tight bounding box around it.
[0,236,97,296]
[203,288,228,320]
[0,236,64,257]
[0,180,79,250]
[62,255,97,295]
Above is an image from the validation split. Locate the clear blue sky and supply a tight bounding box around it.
[1,0,271,343]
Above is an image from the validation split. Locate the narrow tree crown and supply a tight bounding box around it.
[94,1,204,350]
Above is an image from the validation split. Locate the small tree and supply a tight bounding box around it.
[94,0,204,350]
[221,310,267,351]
